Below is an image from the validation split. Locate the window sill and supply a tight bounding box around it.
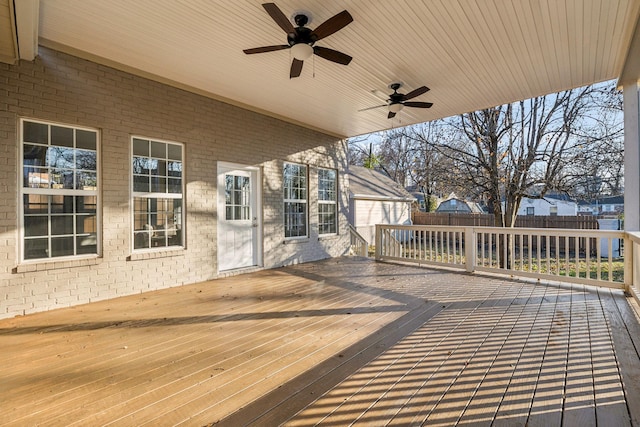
[283,237,309,244]
[318,233,339,240]
[127,247,185,261]
[13,255,100,274]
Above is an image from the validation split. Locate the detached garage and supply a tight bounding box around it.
[348,166,416,245]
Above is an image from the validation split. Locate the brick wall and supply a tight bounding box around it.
[0,47,349,319]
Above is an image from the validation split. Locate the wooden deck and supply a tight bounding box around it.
[1,257,640,426]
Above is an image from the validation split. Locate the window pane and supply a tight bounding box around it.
[76,150,97,170]
[50,169,74,189]
[76,171,97,190]
[76,129,97,150]
[51,236,74,257]
[133,175,150,192]
[51,196,74,214]
[132,157,148,174]
[168,178,181,193]
[168,161,182,177]
[24,194,48,214]
[24,216,48,237]
[24,167,50,188]
[151,177,166,193]
[167,144,182,160]
[77,234,97,254]
[156,160,167,176]
[77,215,97,234]
[150,141,165,158]
[23,121,48,144]
[133,138,149,156]
[24,238,48,260]
[51,126,74,147]
[23,144,48,166]
[47,147,74,168]
[147,159,159,175]
[134,231,151,249]
[51,215,74,235]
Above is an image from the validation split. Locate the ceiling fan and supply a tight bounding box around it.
[243,3,353,78]
[360,83,433,118]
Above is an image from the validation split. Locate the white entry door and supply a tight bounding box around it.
[217,163,261,271]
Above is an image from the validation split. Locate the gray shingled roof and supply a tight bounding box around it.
[348,166,416,201]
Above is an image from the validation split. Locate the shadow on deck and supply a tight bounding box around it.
[1,257,639,426]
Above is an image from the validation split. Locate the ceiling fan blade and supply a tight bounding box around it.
[311,10,353,40]
[262,3,295,34]
[403,101,434,108]
[313,46,352,65]
[358,104,387,112]
[387,111,397,119]
[243,45,290,55]
[402,86,430,101]
[290,58,304,78]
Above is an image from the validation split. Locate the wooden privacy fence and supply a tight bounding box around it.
[412,212,608,229]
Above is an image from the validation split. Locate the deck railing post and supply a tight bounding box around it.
[624,235,633,293]
[375,224,382,260]
[465,227,475,272]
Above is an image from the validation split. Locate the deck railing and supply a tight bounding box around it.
[348,224,369,257]
[375,224,629,291]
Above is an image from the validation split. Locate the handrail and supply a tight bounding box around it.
[348,224,369,257]
[375,223,628,290]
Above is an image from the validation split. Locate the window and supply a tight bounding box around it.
[526,207,535,216]
[549,205,558,216]
[132,137,183,250]
[225,174,251,221]
[283,163,307,238]
[20,119,99,260]
[318,168,337,235]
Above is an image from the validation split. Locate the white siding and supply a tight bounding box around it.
[353,199,411,244]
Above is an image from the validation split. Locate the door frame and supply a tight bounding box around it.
[217,161,263,272]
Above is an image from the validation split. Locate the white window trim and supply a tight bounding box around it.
[130,136,185,252]
[283,162,308,240]
[18,118,102,263]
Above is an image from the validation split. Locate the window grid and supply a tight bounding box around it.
[318,168,337,235]
[132,137,184,250]
[284,163,308,238]
[20,119,99,261]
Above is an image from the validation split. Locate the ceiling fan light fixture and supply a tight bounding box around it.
[291,43,313,60]
[388,103,404,113]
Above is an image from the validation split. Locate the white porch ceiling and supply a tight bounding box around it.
[8,0,640,137]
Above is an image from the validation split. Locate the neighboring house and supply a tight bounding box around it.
[348,166,416,245]
[579,195,625,216]
[436,194,486,213]
[517,194,578,216]
[0,48,350,319]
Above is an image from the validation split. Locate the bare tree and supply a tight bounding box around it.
[403,86,598,227]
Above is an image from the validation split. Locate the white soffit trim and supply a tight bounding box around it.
[14,0,38,61]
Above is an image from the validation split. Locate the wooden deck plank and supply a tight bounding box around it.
[492,283,561,426]
[15,274,405,425]
[524,286,572,427]
[4,273,369,421]
[562,287,596,427]
[588,289,630,427]
[598,287,640,426]
[288,278,506,426]
[419,284,534,426]
[0,258,638,427]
